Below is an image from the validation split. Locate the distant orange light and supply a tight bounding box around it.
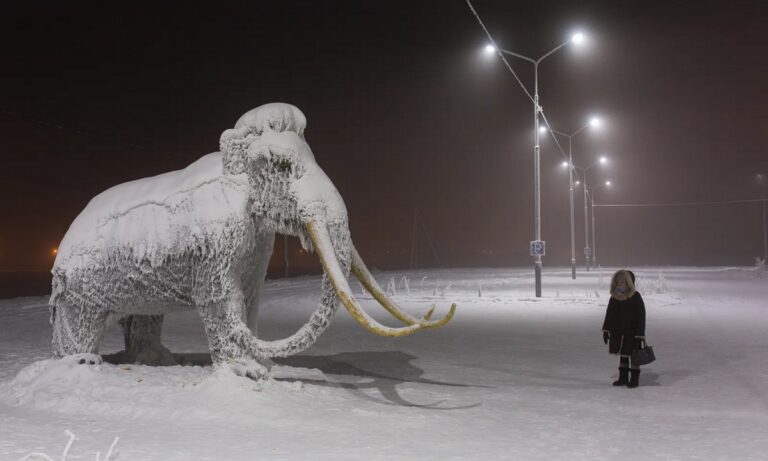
[51,248,58,255]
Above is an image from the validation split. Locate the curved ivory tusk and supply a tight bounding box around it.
[350,245,456,329]
[305,222,426,337]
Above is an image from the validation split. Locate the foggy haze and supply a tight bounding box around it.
[1,0,766,280]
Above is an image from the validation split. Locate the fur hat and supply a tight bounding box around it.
[610,269,637,301]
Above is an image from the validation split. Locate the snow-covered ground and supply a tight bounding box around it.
[1,267,767,460]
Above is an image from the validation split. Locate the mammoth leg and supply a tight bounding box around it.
[198,284,270,380]
[51,298,109,363]
[243,231,275,334]
[119,315,177,366]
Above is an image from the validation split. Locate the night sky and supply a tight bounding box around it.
[2,1,767,276]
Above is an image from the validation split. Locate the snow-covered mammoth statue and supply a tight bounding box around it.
[50,103,455,378]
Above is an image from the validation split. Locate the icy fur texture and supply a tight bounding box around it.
[50,103,352,375]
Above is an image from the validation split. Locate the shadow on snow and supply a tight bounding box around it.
[102,349,487,410]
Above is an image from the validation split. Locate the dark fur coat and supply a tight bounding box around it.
[602,270,646,355]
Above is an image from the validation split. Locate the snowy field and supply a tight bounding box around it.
[1,267,767,460]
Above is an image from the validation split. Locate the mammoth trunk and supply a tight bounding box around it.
[234,221,351,359]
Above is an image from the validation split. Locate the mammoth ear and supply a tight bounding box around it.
[220,127,253,175]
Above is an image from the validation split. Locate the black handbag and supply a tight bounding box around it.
[631,342,656,366]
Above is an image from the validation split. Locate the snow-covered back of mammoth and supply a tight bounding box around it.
[53,153,251,271]
[54,102,339,276]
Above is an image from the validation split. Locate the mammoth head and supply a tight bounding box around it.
[220,103,345,240]
[218,103,455,341]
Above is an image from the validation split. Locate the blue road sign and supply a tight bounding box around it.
[530,240,546,257]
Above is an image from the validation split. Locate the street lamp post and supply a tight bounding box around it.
[763,194,768,261]
[588,180,611,269]
[758,174,767,261]
[763,191,767,263]
[549,116,601,279]
[489,32,585,297]
[574,156,608,271]
[568,135,576,280]
[534,64,542,297]
[583,170,591,270]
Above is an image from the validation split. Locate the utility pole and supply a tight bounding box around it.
[284,234,290,278]
[410,207,418,269]
[758,174,767,262]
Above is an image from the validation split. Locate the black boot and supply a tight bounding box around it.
[627,369,641,388]
[612,367,630,386]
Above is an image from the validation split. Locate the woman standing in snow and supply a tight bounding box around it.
[602,269,646,388]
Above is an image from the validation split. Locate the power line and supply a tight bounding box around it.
[463,2,581,182]
[464,0,535,104]
[593,198,767,208]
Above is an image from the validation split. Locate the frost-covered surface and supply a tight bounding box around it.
[53,152,248,268]
[2,267,768,460]
[50,103,354,368]
[19,430,119,461]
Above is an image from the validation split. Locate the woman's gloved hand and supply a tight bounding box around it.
[635,337,646,349]
[603,331,609,344]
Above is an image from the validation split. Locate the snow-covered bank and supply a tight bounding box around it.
[1,267,767,460]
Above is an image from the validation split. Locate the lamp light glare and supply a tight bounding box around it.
[589,117,602,129]
[575,180,581,186]
[539,126,547,134]
[572,32,585,45]
[484,44,497,55]
[605,180,612,187]
[561,161,569,168]
[599,156,607,164]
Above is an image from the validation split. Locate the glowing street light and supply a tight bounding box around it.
[484,44,497,55]
[561,161,569,168]
[572,32,585,45]
[600,156,608,164]
[589,116,602,129]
